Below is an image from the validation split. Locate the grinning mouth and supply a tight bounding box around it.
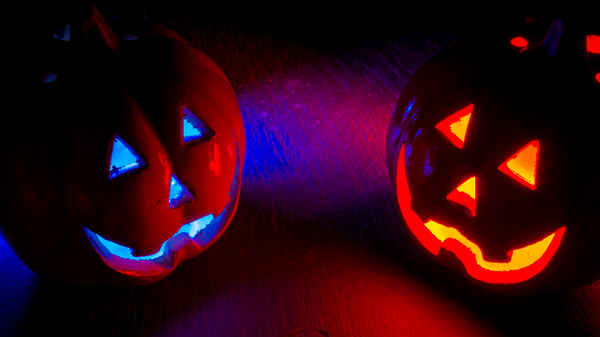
[396,144,565,284]
[84,146,240,277]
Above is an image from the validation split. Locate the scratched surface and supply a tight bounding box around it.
[2,4,600,336]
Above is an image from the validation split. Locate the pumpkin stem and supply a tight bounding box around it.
[81,5,120,55]
[538,18,562,59]
[530,17,592,76]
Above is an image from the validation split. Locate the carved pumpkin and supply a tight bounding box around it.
[0,5,245,286]
[386,18,600,292]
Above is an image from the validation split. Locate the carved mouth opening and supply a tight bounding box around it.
[84,145,240,277]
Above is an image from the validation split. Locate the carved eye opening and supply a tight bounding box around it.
[183,106,215,144]
[108,134,146,180]
[435,104,473,149]
[498,140,539,190]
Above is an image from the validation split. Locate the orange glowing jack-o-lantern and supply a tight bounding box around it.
[386,18,600,292]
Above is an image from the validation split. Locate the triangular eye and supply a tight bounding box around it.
[51,24,70,41]
[183,106,215,144]
[435,104,473,149]
[109,134,146,180]
[447,176,476,217]
[498,140,539,190]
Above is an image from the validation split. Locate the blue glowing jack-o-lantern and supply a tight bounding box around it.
[0,5,245,286]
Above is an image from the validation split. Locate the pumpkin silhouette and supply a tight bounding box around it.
[386,17,600,292]
[0,5,245,286]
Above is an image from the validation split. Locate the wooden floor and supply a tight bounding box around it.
[2,4,599,336]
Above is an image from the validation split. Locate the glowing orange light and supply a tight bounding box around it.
[511,37,528,48]
[588,35,600,54]
[425,220,565,282]
[396,144,565,284]
[498,140,539,190]
[435,104,473,149]
[447,176,476,216]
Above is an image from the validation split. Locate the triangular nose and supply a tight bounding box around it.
[447,176,476,217]
[169,174,194,209]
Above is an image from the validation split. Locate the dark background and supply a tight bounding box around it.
[2,3,600,336]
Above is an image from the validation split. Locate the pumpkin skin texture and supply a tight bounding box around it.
[386,18,600,293]
[0,6,245,286]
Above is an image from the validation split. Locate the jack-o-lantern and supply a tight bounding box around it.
[0,5,245,286]
[386,17,600,292]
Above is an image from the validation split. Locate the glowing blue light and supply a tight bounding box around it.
[95,232,168,261]
[183,106,215,143]
[109,134,146,180]
[84,213,214,263]
[43,72,57,83]
[83,144,240,276]
[403,98,416,120]
[51,24,70,41]
[169,174,194,209]
[422,149,434,178]
[174,214,214,238]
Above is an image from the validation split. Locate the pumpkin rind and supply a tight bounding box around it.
[0,5,245,286]
[386,17,600,292]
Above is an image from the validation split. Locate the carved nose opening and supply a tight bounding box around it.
[447,176,477,217]
[169,174,194,209]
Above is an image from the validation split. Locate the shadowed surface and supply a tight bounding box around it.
[2,4,600,337]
